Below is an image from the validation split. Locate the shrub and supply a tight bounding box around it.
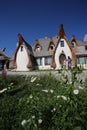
[0,70,87,130]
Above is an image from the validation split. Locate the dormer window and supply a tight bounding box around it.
[35,44,41,52]
[50,45,53,50]
[71,35,77,48]
[48,42,55,51]
[71,42,75,48]
[36,45,40,51]
[34,40,42,52]
[50,43,54,50]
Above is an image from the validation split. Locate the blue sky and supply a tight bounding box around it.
[0,0,87,57]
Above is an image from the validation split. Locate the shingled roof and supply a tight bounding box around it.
[32,36,58,57]
[32,33,87,57]
[75,40,87,55]
[0,49,10,60]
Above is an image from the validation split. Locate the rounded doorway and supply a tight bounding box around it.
[59,53,66,65]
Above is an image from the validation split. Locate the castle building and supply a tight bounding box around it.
[10,24,87,71]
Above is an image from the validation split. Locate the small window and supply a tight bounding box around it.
[45,56,52,65]
[21,46,23,51]
[36,58,42,65]
[85,46,87,51]
[36,46,40,51]
[50,42,54,50]
[48,42,55,51]
[50,44,54,50]
[60,41,64,47]
[35,45,41,52]
[78,57,85,64]
[50,45,54,50]
[71,42,74,48]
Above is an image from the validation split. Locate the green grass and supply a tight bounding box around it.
[0,69,87,130]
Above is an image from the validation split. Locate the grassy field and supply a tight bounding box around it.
[0,69,87,130]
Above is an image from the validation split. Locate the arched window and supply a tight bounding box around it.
[48,42,55,51]
[34,40,42,52]
[71,41,75,48]
[35,44,41,52]
[36,45,40,51]
[20,45,23,51]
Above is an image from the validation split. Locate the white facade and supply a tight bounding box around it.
[55,39,72,69]
[16,44,29,71]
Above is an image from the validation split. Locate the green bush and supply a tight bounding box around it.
[0,70,87,130]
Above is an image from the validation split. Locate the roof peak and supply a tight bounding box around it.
[18,33,25,43]
[71,35,76,42]
[58,24,66,38]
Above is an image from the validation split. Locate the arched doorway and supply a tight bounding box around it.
[59,53,66,65]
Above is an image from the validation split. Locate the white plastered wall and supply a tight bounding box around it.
[55,38,72,69]
[16,44,29,71]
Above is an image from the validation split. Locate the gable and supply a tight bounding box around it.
[13,34,34,68]
[57,38,72,54]
[48,38,55,51]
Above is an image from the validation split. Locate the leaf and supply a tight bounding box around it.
[75,116,84,123]
[74,126,81,130]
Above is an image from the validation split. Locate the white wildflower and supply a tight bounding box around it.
[57,95,61,98]
[36,83,40,86]
[53,108,56,111]
[8,83,14,88]
[30,95,33,99]
[61,96,67,101]
[31,77,37,82]
[42,90,48,93]
[51,108,56,112]
[21,119,27,126]
[32,115,35,119]
[69,81,72,84]
[50,89,54,93]
[57,95,67,101]
[67,97,70,100]
[38,119,42,124]
[0,88,7,94]
[73,89,79,95]
[10,82,14,86]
